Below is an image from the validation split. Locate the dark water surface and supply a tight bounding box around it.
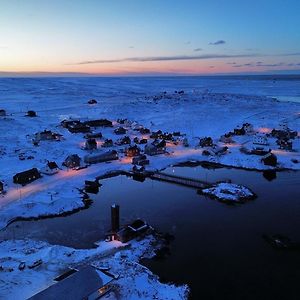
[1,165,300,300]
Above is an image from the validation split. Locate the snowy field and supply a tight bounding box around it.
[0,76,299,299]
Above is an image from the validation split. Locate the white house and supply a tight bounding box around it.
[40,161,60,175]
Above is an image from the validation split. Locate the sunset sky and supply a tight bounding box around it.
[1,0,300,75]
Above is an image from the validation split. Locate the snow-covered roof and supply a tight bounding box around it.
[29,265,113,300]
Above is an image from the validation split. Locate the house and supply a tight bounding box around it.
[28,265,114,300]
[202,146,228,156]
[139,127,150,134]
[253,134,268,146]
[219,134,234,144]
[150,130,163,139]
[277,138,293,151]
[34,130,63,141]
[102,139,113,148]
[271,126,298,140]
[83,119,113,128]
[183,137,189,147]
[115,136,131,145]
[234,126,245,135]
[84,180,101,194]
[61,119,80,128]
[84,150,118,164]
[88,99,97,104]
[199,137,213,147]
[85,138,97,150]
[243,123,254,134]
[13,168,41,185]
[67,122,90,133]
[63,154,82,168]
[26,110,37,117]
[116,219,150,243]
[114,126,127,135]
[0,181,4,193]
[125,145,141,157]
[0,109,6,116]
[132,154,149,166]
[144,140,166,156]
[261,153,277,167]
[40,161,60,175]
[251,146,270,156]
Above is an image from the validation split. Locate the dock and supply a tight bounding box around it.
[124,170,211,190]
[149,171,211,189]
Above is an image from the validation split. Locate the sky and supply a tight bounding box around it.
[0,0,300,76]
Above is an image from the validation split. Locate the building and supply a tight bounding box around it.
[261,153,277,167]
[132,154,149,166]
[35,130,62,141]
[84,132,102,139]
[116,219,150,243]
[13,168,41,185]
[29,265,114,300]
[199,137,213,147]
[253,134,268,146]
[84,180,101,194]
[139,127,150,134]
[63,154,82,168]
[83,119,112,127]
[234,126,245,135]
[84,150,118,164]
[0,181,4,193]
[243,123,254,134]
[115,136,131,146]
[67,122,90,133]
[125,145,141,157]
[85,138,97,150]
[277,138,293,151]
[102,139,113,148]
[114,127,127,135]
[144,140,166,156]
[0,109,6,116]
[40,161,60,175]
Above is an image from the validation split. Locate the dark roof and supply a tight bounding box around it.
[47,161,59,169]
[29,266,113,300]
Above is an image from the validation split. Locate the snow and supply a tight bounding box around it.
[0,237,188,300]
[202,182,255,202]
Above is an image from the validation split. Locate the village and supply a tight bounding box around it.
[0,90,300,300]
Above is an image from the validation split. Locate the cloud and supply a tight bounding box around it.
[129,46,135,49]
[209,40,226,45]
[74,53,258,65]
[185,41,191,45]
[193,48,203,52]
[231,61,298,68]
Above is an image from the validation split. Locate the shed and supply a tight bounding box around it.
[13,168,41,185]
[29,265,113,300]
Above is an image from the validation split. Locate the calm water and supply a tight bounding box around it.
[1,165,300,300]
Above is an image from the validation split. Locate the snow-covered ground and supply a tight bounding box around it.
[0,77,299,299]
[0,236,188,300]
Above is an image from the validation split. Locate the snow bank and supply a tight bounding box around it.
[202,182,255,203]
